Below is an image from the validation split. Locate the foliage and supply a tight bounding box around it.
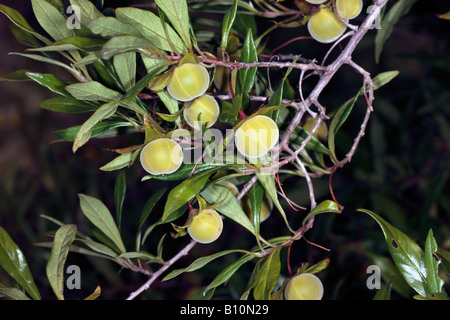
[0,0,448,300]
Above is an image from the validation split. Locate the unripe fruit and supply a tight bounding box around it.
[183,94,220,130]
[307,7,347,43]
[302,116,328,141]
[284,273,324,300]
[167,63,210,102]
[187,209,223,244]
[241,193,273,223]
[140,138,183,175]
[304,0,328,4]
[335,0,363,19]
[214,66,237,94]
[235,115,279,158]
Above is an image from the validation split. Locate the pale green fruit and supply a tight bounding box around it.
[284,273,324,300]
[336,0,363,19]
[304,0,328,4]
[140,138,183,175]
[235,115,279,158]
[167,63,210,102]
[302,116,328,141]
[188,209,223,244]
[183,94,220,130]
[307,7,347,43]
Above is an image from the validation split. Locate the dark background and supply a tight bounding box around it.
[0,0,448,300]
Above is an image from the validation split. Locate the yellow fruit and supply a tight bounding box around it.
[307,7,347,43]
[167,63,210,102]
[183,94,220,130]
[187,209,223,244]
[302,116,328,141]
[235,115,279,158]
[241,193,273,223]
[284,273,324,300]
[304,0,328,4]
[336,0,363,19]
[140,138,183,175]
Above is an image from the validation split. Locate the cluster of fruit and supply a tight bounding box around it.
[306,0,364,43]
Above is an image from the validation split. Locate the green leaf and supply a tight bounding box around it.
[302,200,340,226]
[0,4,51,44]
[31,0,73,41]
[220,0,239,50]
[78,194,126,253]
[255,172,291,232]
[100,35,156,60]
[162,169,217,221]
[72,101,119,152]
[26,72,71,97]
[236,29,257,95]
[375,0,418,63]
[253,248,281,300]
[115,7,186,54]
[373,279,393,300]
[69,0,103,23]
[248,181,264,231]
[10,23,42,48]
[65,81,122,102]
[424,229,446,295]
[9,53,77,75]
[0,226,41,300]
[163,249,249,281]
[358,209,429,297]
[114,52,136,91]
[87,16,141,37]
[0,69,31,82]
[114,170,126,230]
[0,286,32,300]
[46,224,77,300]
[99,152,134,172]
[54,121,132,142]
[40,96,97,114]
[200,184,256,235]
[155,0,192,49]
[28,36,106,53]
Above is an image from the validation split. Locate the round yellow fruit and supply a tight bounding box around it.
[241,193,273,223]
[304,0,328,4]
[302,116,328,141]
[183,94,220,130]
[335,0,363,19]
[140,138,184,175]
[187,209,223,244]
[284,273,324,300]
[235,115,279,158]
[307,7,347,43]
[167,63,210,102]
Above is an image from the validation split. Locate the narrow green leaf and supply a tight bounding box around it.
[358,209,429,297]
[46,224,77,300]
[115,7,186,53]
[40,96,97,114]
[425,229,446,295]
[78,194,126,253]
[87,16,141,37]
[31,0,73,41]
[220,0,239,50]
[375,0,418,63]
[138,188,168,232]
[253,248,281,300]
[0,226,41,300]
[114,170,126,230]
[163,249,249,281]
[69,0,103,23]
[26,72,71,97]
[9,53,76,74]
[65,81,122,102]
[0,69,31,82]
[373,280,393,300]
[237,29,257,95]
[200,184,256,235]
[162,169,217,221]
[0,286,31,300]
[155,0,192,49]
[114,52,136,91]
[28,36,106,53]
[54,121,132,142]
[302,200,340,226]
[10,24,42,48]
